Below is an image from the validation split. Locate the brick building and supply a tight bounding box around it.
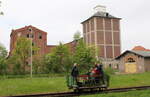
[82,5,121,66]
[10,25,56,56]
[10,5,121,67]
[9,25,78,56]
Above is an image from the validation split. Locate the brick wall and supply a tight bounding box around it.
[10,25,47,56]
[82,17,121,59]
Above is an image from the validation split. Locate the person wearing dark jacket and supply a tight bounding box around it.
[96,63,105,84]
[97,64,104,75]
[71,63,79,83]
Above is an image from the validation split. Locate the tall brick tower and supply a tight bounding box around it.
[82,5,121,64]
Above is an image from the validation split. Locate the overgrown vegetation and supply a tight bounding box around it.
[73,39,97,73]
[44,40,97,74]
[104,67,116,75]
[0,32,98,75]
[44,42,72,73]
[7,37,39,74]
[0,43,7,75]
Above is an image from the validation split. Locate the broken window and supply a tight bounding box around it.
[26,33,34,38]
[127,58,135,63]
[27,34,30,38]
[38,32,42,39]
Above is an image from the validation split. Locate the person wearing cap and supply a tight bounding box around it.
[71,63,79,83]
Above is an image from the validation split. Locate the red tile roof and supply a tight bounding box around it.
[132,46,150,51]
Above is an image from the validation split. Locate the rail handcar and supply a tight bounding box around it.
[66,72,110,92]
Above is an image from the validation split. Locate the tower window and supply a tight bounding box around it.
[106,13,109,17]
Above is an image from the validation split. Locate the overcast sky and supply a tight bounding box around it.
[0,0,150,52]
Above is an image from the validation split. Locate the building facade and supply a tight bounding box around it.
[82,5,121,66]
[9,25,78,56]
[116,50,150,73]
[10,25,54,56]
[10,5,122,67]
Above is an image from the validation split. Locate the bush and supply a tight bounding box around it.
[104,67,116,75]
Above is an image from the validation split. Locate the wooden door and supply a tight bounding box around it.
[125,63,137,73]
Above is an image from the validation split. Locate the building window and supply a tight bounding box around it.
[32,42,34,46]
[31,34,34,38]
[38,32,42,39]
[127,58,135,63]
[18,33,21,37]
[109,64,112,68]
[106,13,109,17]
[27,34,30,38]
[26,33,34,38]
[28,28,32,32]
[32,50,35,55]
[26,61,29,65]
[115,64,119,69]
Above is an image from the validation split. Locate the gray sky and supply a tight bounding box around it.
[0,0,150,52]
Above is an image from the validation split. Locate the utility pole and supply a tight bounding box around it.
[30,28,33,78]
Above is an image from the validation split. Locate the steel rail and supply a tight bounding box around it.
[3,85,150,97]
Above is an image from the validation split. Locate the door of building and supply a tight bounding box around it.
[125,62,137,73]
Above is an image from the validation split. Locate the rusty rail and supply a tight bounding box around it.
[3,85,150,97]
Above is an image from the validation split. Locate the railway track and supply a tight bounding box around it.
[4,85,150,97]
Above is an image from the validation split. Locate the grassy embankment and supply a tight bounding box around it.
[0,72,150,96]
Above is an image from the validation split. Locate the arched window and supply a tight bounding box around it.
[127,58,135,63]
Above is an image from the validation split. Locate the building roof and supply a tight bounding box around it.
[116,50,150,59]
[11,25,47,36]
[132,46,150,51]
[81,12,121,24]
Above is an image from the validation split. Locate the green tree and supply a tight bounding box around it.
[0,43,7,75]
[45,43,72,73]
[73,39,97,73]
[33,56,45,74]
[73,31,81,41]
[9,37,38,74]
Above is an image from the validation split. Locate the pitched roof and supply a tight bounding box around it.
[132,50,150,57]
[132,46,150,51]
[116,50,150,59]
[81,12,121,24]
[11,25,47,36]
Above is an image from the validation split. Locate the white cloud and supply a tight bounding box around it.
[0,0,150,52]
